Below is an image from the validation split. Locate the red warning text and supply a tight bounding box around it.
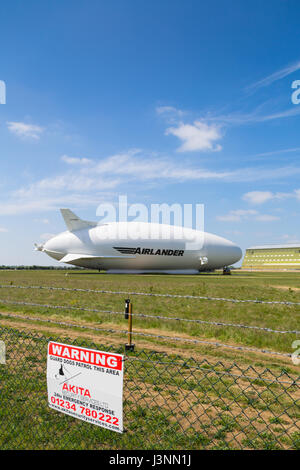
[48,342,122,370]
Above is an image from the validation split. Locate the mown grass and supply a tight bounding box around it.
[0,327,299,450]
[0,270,299,363]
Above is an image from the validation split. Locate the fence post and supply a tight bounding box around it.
[125,298,135,351]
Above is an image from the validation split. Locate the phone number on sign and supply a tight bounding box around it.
[50,396,119,426]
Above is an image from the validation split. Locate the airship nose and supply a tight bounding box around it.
[228,244,243,265]
[43,236,58,252]
[205,233,242,268]
[43,234,65,260]
[219,238,242,266]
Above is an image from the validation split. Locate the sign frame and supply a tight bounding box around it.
[47,341,124,433]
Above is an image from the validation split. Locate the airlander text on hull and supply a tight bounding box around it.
[35,208,242,274]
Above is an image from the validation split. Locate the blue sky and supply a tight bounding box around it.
[1,0,300,265]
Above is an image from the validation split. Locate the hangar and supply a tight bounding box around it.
[242,244,300,270]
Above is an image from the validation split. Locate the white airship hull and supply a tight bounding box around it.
[37,209,242,273]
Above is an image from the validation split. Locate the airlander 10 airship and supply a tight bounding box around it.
[35,209,242,274]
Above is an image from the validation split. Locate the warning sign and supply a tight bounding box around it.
[47,341,124,433]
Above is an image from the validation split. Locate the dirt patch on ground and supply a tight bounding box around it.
[1,312,298,450]
[125,370,298,449]
[0,310,296,372]
[271,285,300,292]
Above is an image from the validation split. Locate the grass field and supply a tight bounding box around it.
[0,269,299,449]
[0,269,299,370]
[1,326,299,450]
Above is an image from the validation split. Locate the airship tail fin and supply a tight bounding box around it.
[60,208,97,232]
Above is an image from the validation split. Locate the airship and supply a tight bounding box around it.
[35,209,242,274]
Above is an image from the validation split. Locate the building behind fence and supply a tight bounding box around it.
[0,326,299,450]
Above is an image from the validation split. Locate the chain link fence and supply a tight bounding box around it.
[0,325,299,450]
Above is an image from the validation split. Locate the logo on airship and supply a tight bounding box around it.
[113,247,185,256]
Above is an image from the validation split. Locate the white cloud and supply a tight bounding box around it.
[93,151,231,180]
[2,149,300,217]
[61,155,92,165]
[0,227,8,233]
[257,107,300,122]
[0,150,235,217]
[243,189,300,205]
[232,210,258,216]
[216,214,242,222]
[217,209,257,222]
[156,105,186,125]
[90,153,300,184]
[14,170,120,197]
[243,191,274,205]
[251,147,300,158]
[255,214,280,222]
[156,106,184,117]
[217,209,279,223]
[205,105,300,125]
[246,59,300,92]
[165,121,223,152]
[230,167,300,182]
[7,121,44,140]
[0,193,113,216]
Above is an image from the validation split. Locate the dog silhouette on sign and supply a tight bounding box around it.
[55,364,69,380]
